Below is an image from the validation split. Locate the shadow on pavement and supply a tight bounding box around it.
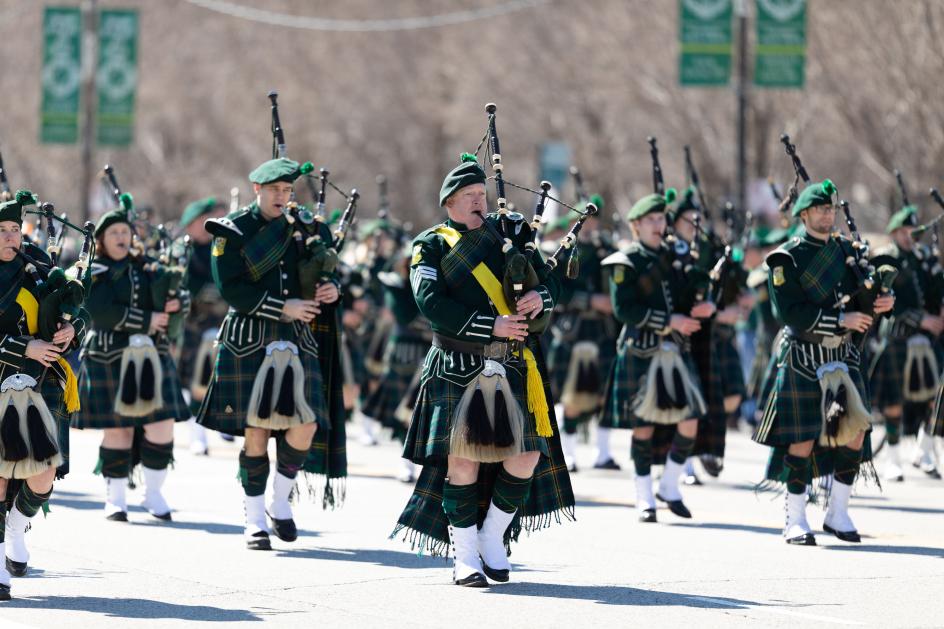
[484,583,764,608]
[0,596,264,621]
[823,544,943,558]
[853,504,944,515]
[273,546,446,569]
[668,521,781,535]
[574,499,629,509]
[133,519,319,538]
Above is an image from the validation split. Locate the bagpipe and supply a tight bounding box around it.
[101,164,189,342]
[472,103,598,336]
[266,91,358,304]
[779,136,896,317]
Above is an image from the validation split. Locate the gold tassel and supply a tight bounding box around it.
[57,357,81,413]
[523,348,552,437]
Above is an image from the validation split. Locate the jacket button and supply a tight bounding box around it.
[282,290,289,296]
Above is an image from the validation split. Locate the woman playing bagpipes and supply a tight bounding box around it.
[73,195,190,523]
[0,191,88,599]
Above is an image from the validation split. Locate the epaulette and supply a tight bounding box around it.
[766,236,801,266]
[746,267,768,289]
[205,216,245,239]
[873,243,899,259]
[377,271,406,289]
[90,262,110,276]
[601,251,632,267]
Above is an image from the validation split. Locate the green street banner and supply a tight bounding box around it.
[96,9,138,146]
[755,0,807,88]
[679,0,733,86]
[40,7,82,144]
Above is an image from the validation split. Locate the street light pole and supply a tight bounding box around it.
[79,0,97,224]
[735,0,749,223]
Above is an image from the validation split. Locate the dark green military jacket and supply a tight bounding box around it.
[411,214,558,346]
[207,202,340,330]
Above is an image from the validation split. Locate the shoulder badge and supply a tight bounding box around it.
[90,262,109,277]
[772,266,786,287]
[411,244,423,265]
[212,237,226,257]
[614,265,625,284]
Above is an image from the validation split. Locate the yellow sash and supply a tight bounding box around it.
[15,288,81,413]
[433,226,552,437]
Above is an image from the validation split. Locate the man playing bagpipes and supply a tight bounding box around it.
[173,196,230,455]
[196,157,347,550]
[599,191,715,523]
[0,191,89,599]
[74,192,191,522]
[753,178,895,545]
[869,189,944,482]
[392,145,574,587]
[546,193,621,472]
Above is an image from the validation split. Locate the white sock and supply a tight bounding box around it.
[5,505,32,564]
[595,426,613,465]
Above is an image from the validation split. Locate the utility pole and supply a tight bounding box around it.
[79,0,97,224]
[735,0,749,222]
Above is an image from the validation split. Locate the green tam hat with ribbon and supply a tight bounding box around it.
[0,190,37,225]
[628,189,675,222]
[180,196,220,228]
[248,158,313,185]
[792,179,837,217]
[94,192,134,238]
[667,186,698,224]
[439,153,487,206]
[886,204,919,233]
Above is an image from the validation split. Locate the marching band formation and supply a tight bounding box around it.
[0,94,941,597]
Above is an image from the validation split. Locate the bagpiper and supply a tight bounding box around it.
[869,202,944,481]
[547,194,621,472]
[74,193,191,522]
[392,151,574,586]
[600,191,714,522]
[0,191,88,599]
[752,179,894,545]
[196,157,347,550]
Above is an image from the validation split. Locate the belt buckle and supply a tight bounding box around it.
[485,342,508,359]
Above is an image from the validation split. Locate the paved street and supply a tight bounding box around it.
[0,423,941,628]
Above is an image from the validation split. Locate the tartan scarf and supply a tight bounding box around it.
[439,223,500,290]
[242,207,293,282]
[0,257,25,317]
[799,236,844,305]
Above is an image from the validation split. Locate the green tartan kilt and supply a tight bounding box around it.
[547,316,617,401]
[362,336,428,430]
[753,339,870,447]
[73,351,189,429]
[402,347,549,463]
[393,343,574,556]
[195,321,328,437]
[747,345,771,400]
[869,337,908,410]
[715,325,746,399]
[598,342,705,430]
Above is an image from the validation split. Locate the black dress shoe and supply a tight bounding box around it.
[150,511,172,522]
[268,513,298,542]
[106,511,128,522]
[0,583,10,601]
[699,455,724,478]
[823,523,861,543]
[593,458,621,471]
[454,572,488,587]
[655,493,692,518]
[246,531,272,551]
[638,508,657,523]
[785,532,817,546]
[568,463,578,473]
[5,558,27,578]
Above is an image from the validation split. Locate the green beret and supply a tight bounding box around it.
[358,217,393,239]
[886,204,919,233]
[94,193,134,237]
[180,196,220,228]
[0,190,37,225]
[628,190,674,222]
[667,186,698,224]
[792,179,837,217]
[439,153,487,206]
[248,158,313,185]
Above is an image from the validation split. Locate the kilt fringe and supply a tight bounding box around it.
[301,473,346,510]
[115,338,164,418]
[561,341,602,415]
